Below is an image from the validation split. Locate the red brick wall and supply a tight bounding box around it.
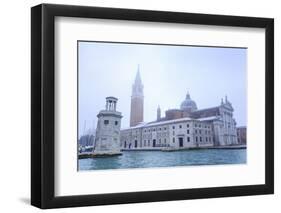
[130,97,144,126]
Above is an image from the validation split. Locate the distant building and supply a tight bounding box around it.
[120,67,239,150]
[79,134,95,147]
[237,126,247,144]
[93,97,123,156]
[78,123,95,152]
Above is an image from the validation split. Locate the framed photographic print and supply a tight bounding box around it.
[31,3,274,209]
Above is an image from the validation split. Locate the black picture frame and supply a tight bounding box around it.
[31,3,274,209]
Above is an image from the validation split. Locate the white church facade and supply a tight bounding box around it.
[120,67,239,150]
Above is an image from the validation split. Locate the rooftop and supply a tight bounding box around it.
[121,116,218,131]
[197,116,218,121]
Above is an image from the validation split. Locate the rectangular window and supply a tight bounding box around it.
[195,137,198,142]
[173,138,175,143]
[104,120,109,125]
[179,125,182,128]
[200,137,202,142]
[187,137,190,142]
[187,124,189,128]
[187,129,189,134]
[115,121,118,125]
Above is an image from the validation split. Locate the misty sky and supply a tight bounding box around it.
[78,41,247,136]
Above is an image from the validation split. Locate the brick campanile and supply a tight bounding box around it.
[130,65,144,127]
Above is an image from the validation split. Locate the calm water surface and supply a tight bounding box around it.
[78,149,246,171]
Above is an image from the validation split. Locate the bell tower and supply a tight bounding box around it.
[130,65,144,127]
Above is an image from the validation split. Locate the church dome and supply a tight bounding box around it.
[180,92,197,112]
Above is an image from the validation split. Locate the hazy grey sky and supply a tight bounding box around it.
[78,41,247,136]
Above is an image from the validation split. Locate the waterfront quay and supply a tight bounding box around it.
[78,144,246,159]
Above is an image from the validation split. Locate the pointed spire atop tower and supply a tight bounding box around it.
[131,65,144,98]
[134,64,142,84]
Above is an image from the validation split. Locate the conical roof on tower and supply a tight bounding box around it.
[134,64,142,84]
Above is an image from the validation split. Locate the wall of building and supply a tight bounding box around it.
[130,97,144,126]
[219,104,238,145]
[121,120,215,150]
[237,127,247,144]
[93,107,123,155]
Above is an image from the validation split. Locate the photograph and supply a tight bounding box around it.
[77,41,247,171]
[30,3,274,209]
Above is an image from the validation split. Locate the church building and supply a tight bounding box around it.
[120,67,239,150]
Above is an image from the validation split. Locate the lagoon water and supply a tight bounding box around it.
[78,149,246,171]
